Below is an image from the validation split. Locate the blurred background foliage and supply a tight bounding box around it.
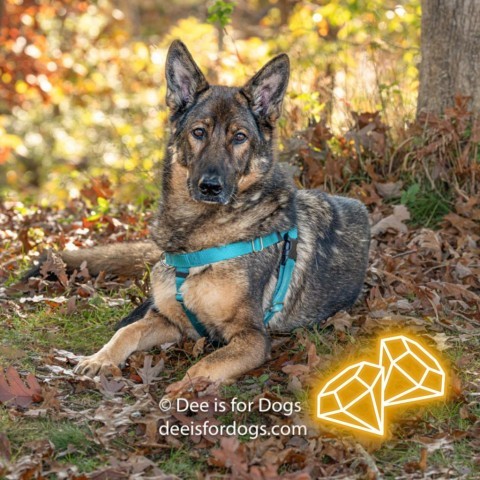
[0,0,421,206]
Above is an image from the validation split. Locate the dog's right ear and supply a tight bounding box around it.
[165,40,209,114]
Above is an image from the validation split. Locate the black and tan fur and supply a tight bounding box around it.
[42,41,370,384]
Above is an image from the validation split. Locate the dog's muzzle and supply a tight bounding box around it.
[194,174,231,204]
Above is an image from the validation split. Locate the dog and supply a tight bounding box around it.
[38,41,370,384]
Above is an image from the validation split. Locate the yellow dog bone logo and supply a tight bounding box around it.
[316,335,446,436]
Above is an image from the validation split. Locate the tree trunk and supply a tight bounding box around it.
[417,0,480,116]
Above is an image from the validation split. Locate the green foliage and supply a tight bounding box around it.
[400,183,452,228]
[48,424,94,451]
[0,0,424,205]
[0,412,100,472]
[207,1,235,29]
[156,448,205,477]
[1,297,133,361]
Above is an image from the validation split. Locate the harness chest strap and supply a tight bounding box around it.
[164,227,298,338]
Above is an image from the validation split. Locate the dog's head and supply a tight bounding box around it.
[165,40,289,205]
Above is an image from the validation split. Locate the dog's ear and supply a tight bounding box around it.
[242,54,290,125]
[165,40,209,114]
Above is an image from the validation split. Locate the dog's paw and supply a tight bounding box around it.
[159,375,220,410]
[184,362,214,381]
[74,353,122,378]
[183,361,234,385]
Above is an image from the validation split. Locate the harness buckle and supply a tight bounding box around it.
[281,236,298,265]
[268,302,284,314]
[160,252,174,269]
[175,293,185,304]
[251,237,264,253]
[280,239,291,265]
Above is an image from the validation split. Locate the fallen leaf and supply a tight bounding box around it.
[371,205,410,236]
[39,250,68,287]
[192,337,206,358]
[450,374,463,398]
[0,346,25,361]
[64,295,77,315]
[209,437,249,476]
[287,375,303,394]
[429,332,452,351]
[0,432,11,460]
[324,310,353,332]
[99,374,125,396]
[136,355,164,385]
[0,366,43,408]
[375,181,403,199]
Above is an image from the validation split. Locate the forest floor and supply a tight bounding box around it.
[1,183,480,479]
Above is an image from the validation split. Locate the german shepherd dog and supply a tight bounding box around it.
[48,41,370,384]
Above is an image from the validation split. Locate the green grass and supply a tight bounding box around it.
[429,439,479,477]
[302,325,336,355]
[0,411,102,473]
[375,442,422,478]
[154,448,207,478]
[400,182,453,228]
[375,392,479,478]
[1,295,135,361]
[376,432,478,479]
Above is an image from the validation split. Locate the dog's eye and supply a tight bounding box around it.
[192,128,206,140]
[233,132,247,144]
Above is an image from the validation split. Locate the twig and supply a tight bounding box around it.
[451,310,480,326]
[355,443,383,479]
[370,267,410,285]
[423,263,448,275]
[391,250,417,258]
[426,296,440,323]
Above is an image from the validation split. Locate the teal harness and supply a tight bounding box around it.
[163,227,298,338]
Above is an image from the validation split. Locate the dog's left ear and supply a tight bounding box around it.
[242,54,290,125]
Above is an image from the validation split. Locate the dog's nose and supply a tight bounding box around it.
[198,175,223,196]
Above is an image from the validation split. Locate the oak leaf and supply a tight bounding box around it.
[0,366,43,408]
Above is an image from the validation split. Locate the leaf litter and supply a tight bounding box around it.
[0,176,480,478]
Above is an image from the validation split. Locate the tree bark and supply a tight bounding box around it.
[417,0,480,116]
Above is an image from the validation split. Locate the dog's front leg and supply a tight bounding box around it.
[74,308,181,377]
[183,324,270,384]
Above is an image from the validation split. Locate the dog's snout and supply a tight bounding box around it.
[198,175,223,196]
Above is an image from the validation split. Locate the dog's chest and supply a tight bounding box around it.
[150,261,248,327]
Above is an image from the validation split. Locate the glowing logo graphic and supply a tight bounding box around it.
[316,335,446,436]
[380,336,445,406]
[317,361,385,435]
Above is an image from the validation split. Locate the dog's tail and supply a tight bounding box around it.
[23,241,162,280]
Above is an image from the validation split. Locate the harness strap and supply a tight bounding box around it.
[167,227,298,338]
[263,229,298,325]
[174,267,209,338]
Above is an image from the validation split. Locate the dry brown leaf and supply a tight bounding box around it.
[429,332,452,351]
[39,250,68,287]
[324,310,353,332]
[192,337,206,358]
[371,205,410,236]
[0,433,10,460]
[99,374,125,396]
[209,437,249,476]
[136,355,164,385]
[0,366,43,408]
[375,181,403,199]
